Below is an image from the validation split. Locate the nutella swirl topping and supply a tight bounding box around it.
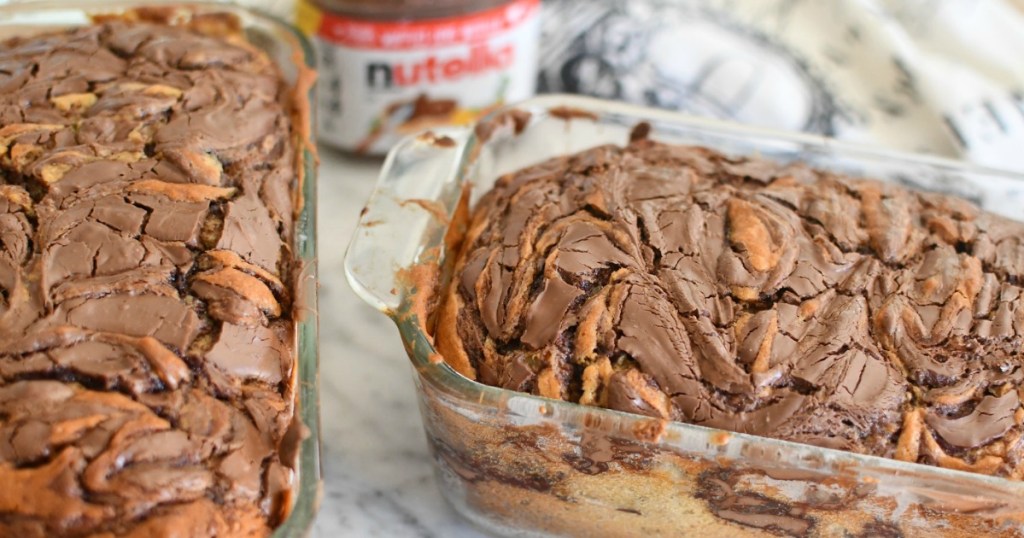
[437,140,1024,479]
[0,18,299,537]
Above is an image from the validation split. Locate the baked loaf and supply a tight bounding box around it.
[437,139,1024,478]
[0,17,301,537]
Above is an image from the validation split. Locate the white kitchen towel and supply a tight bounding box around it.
[538,0,1024,172]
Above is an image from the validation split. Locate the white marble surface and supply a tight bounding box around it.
[312,149,488,538]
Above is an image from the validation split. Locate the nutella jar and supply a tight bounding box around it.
[296,0,541,155]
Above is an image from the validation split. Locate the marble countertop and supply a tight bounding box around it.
[313,149,488,538]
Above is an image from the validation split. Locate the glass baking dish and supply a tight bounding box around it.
[347,94,1024,537]
[0,2,321,536]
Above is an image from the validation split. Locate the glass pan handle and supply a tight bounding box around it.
[344,129,471,313]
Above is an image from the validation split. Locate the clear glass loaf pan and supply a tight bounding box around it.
[346,94,1024,537]
[0,2,322,536]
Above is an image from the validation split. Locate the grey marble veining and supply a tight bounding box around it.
[311,148,488,537]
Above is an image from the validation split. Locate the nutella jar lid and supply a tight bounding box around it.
[312,0,511,21]
[298,0,541,155]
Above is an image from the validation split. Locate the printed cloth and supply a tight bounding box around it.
[538,0,1024,172]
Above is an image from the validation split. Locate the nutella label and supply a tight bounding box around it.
[297,0,540,154]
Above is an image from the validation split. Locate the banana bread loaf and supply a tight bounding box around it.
[0,15,302,537]
[436,138,1024,479]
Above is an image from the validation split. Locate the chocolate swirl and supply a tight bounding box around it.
[437,140,1024,478]
[0,18,299,537]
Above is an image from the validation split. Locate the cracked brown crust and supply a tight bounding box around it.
[436,139,1024,479]
[0,17,300,538]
